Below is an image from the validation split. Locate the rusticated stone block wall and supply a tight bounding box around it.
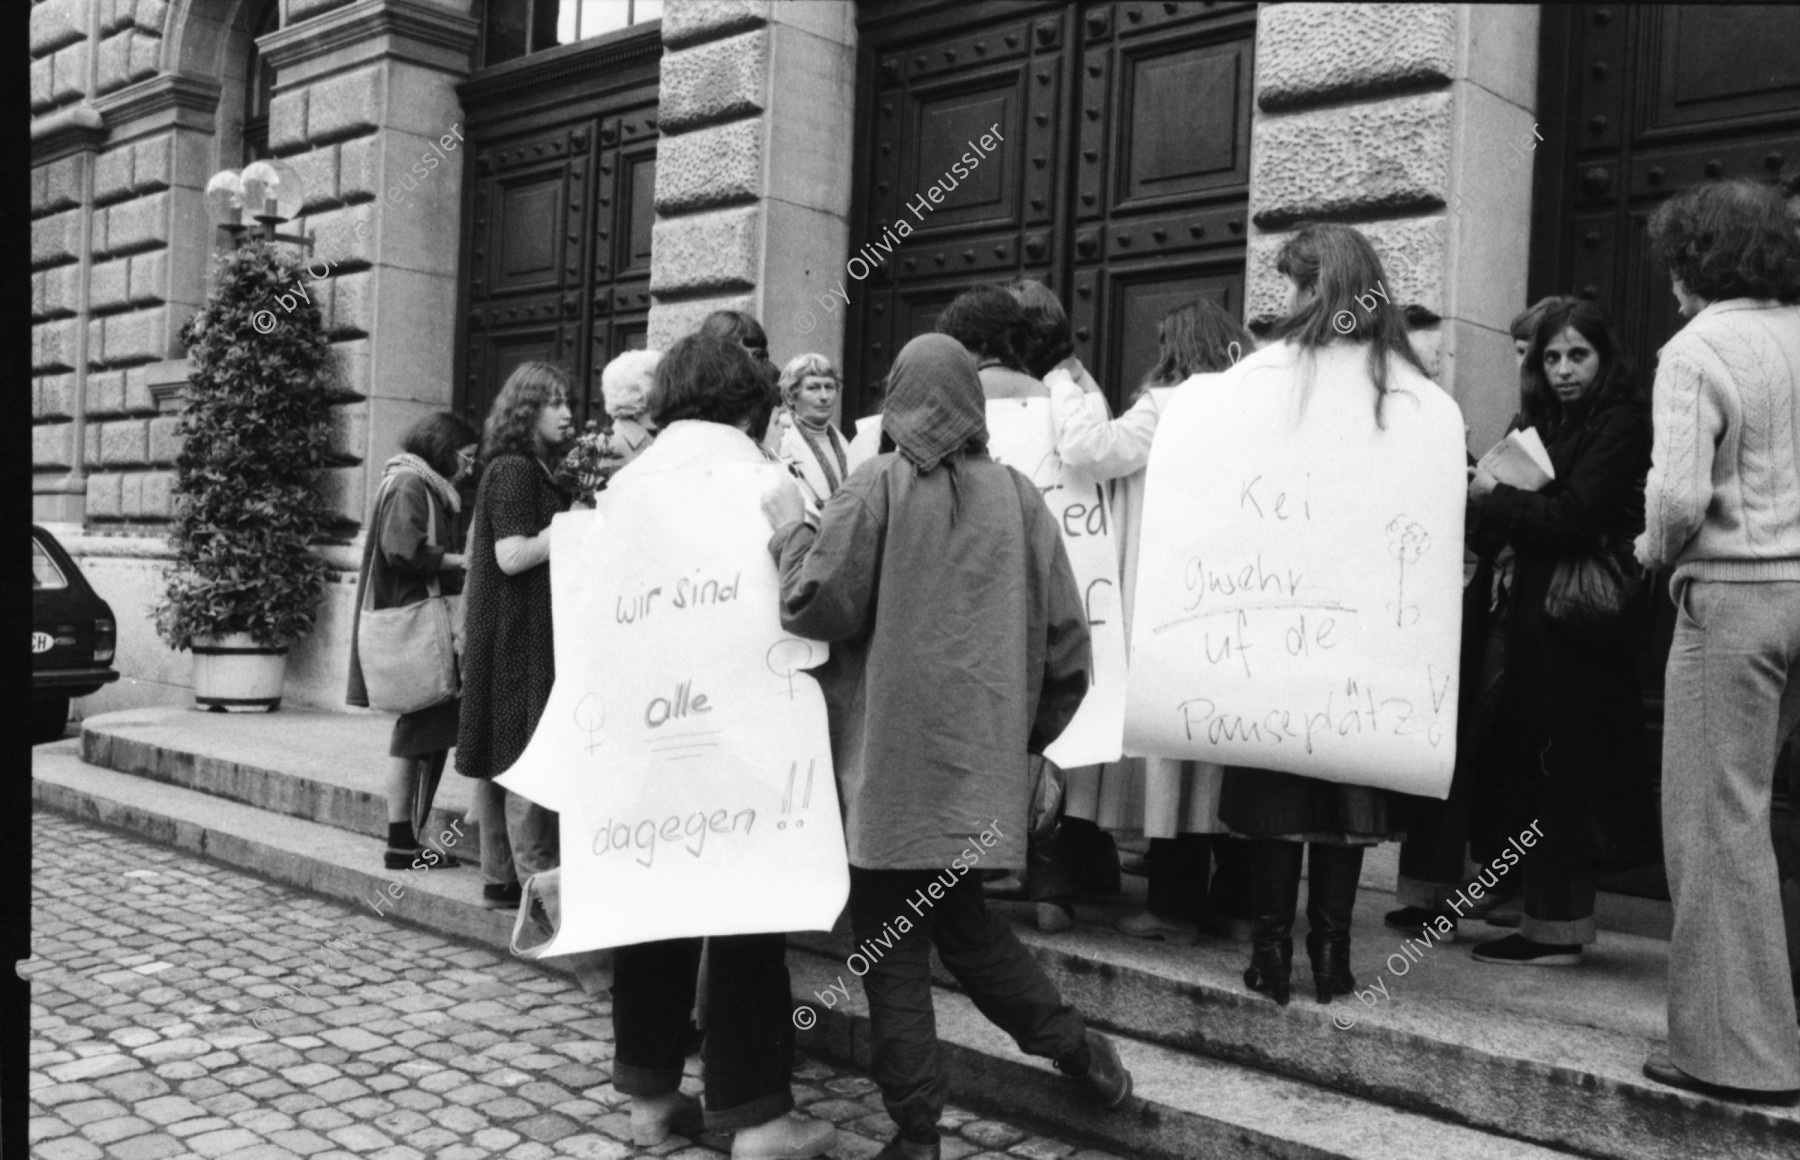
[646,0,856,373]
[1245,2,1541,449]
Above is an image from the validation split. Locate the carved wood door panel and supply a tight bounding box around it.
[456,32,661,429]
[1531,3,1800,807]
[847,1,1256,420]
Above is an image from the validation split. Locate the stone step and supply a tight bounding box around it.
[64,711,1792,1159]
[33,747,1576,1160]
[77,706,482,855]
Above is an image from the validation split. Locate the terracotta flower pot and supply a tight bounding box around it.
[192,633,288,712]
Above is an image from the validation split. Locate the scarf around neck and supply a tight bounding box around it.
[882,334,988,474]
[383,452,461,515]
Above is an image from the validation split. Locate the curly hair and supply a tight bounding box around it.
[1006,278,1075,378]
[401,411,479,479]
[480,361,572,463]
[1648,177,1800,304]
[935,283,1027,370]
[651,333,780,436]
[777,352,841,406]
[601,349,661,419]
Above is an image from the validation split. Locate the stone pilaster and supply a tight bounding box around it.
[1246,2,1540,449]
[646,0,857,376]
[259,0,480,532]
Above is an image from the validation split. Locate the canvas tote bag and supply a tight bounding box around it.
[358,477,459,713]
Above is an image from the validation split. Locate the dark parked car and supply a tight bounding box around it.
[33,525,117,742]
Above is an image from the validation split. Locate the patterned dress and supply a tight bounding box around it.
[454,454,570,780]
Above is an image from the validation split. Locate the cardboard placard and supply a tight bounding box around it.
[985,397,1128,768]
[497,461,848,954]
[1123,349,1465,798]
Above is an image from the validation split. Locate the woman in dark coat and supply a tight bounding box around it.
[347,411,479,870]
[1218,223,1434,1007]
[1465,296,1656,967]
[455,362,574,903]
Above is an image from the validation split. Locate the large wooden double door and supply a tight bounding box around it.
[844,0,1257,419]
[454,28,663,429]
[1531,4,1800,813]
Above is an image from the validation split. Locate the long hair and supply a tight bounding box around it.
[1518,297,1639,435]
[936,283,1027,369]
[1005,278,1075,378]
[480,361,571,463]
[1271,223,1426,425]
[1139,298,1255,395]
[400,411,478,479]
[1649,177,1800,304]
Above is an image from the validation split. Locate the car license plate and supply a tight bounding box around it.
[32,632,53,653]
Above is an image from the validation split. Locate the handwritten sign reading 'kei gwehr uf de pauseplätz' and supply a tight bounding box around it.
[1123,342,1466,799]
[498,459,848,955]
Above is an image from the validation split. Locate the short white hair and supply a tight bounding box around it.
[778,352,840,404]
[601,349,661,418]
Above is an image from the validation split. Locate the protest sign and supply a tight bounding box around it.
[498,460,848,955]
[1123,344,1465,798]
[985,397,1128,768]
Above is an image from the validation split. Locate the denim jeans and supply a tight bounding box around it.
[849,865,1085,1141]
[1663,578,1800,1090]
[503,787,559,881]
[611,933,794,1131]
[471,779,516,888]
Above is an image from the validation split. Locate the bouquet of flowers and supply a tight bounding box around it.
[560,419,611,507]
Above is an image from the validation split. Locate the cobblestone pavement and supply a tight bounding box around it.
[27,812,1123,1160]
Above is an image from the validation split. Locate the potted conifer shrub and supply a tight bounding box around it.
[153,239,334,710]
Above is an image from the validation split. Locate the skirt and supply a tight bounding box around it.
[391,697,459,758]
[1217,766,1402,844]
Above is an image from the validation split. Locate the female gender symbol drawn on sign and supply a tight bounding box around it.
[766,639,821,698]
[573,692,606,753]
[1385,515,1432,627]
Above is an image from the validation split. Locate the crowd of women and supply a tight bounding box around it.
[343,175,1800,1157]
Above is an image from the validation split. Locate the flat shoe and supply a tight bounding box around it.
[1116,909,1199,945]
[1642,1050,1800,1107]
[1036,901,1075,933]
[731,1112,834,1160]
[630,1091,704,1146]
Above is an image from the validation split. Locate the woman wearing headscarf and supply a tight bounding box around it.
[775,353,856,503]
[347,411,479,871]
[760,334,1131,1160]
[1639,177,1800,1105]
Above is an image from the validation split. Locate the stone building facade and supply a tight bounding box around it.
[29,0,1800,716]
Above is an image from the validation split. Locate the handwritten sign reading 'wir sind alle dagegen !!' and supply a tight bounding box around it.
[985,397,1130,768]
[498,460,848,955]
[1123,343,1467,799]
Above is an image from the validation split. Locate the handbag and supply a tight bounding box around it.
[1542,536,1645,639]
[1027,753,1065,838]
[358,478,460,713]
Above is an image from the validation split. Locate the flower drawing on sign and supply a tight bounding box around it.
[1385,516,1432,627]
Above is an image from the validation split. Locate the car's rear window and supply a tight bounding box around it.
[33,539,68,590]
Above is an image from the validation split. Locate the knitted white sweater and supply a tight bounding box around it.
[1635,298,1800,581]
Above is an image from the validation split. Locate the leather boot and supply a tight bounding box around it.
[1305,843,1364,1004]
[1241,839,1303,1007]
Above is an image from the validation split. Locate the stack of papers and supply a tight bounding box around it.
[1480,428,1555,490]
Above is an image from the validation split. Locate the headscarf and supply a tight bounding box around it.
[881,333,987,474]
